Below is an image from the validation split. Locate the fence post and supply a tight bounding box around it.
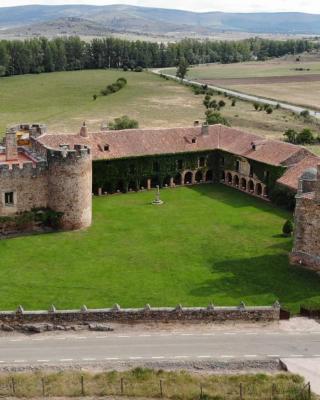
[120,378,124,395]
[160,379,163,398]
[200,384,203,399]
[308,382,311,400]
[81,375,85,396]
[41,377,45,397]
[11,377,16,396]
[240,383,243,400]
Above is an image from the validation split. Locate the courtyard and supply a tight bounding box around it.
[0,184,319,312]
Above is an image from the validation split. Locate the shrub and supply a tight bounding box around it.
[300,110,310,119]
[206,111,229,126]
[282,220,294,237]
[253,102,260,111]
[134,66,143,72]
[109,115,139,130]
[123,66,129,71]
[231,99,236,107]
[218,100,226,108]
[297,128,314,144]
[100,77,127,96]
[92,94,97,101]
[266,106,273,114]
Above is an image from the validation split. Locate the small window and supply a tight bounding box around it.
[5,192,14,206]
[235,160,240,173]
[192,137,197,144]
[249,165,254,177]
[199,157,205,167]
[153,161,160,172]
[177,159,183,169]
[104,145,109,151]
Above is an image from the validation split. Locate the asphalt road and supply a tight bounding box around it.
[0,329,319,365]
[153,70,320,120]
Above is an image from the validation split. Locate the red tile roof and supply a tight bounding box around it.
[36,124,320,191]
[278,155,320,190]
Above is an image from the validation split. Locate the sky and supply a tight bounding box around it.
[0,0,319,14]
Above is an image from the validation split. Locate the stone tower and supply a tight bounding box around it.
[47,144,92,230]
[290,165,320,271]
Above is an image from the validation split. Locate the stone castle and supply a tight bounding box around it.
[1,122,320,272]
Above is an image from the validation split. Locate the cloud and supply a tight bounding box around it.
[1,0,320,13]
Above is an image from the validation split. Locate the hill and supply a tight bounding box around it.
[1,4,320,38]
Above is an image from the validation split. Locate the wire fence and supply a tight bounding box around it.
[0,373,313,399]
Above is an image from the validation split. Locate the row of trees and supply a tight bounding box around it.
[0,36,316,77]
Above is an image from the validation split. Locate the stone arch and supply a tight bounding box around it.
[184,171,193,185]
[233,174,239,187]
[227,172,232,184]
[174,173,182,186]
[195,170,203,183]
[241,178,247,190]
[206,170,213,182]
[248,180,254,192]
[255,183,262,196]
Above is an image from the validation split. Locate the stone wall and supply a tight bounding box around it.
[0,162,48,216]
[0,304,280,325]
[290,194,320,272]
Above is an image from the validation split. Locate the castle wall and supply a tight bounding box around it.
[47,146,92,230]
[290,195,320,271]
[0,162,48,216]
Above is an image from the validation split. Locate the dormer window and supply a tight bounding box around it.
[192,137,197,144]
[104,144,110,151]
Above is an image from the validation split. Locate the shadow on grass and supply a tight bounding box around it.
[186,184,290,218]
[189,253,320,307]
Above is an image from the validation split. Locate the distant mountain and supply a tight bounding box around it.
[0,4,320,38]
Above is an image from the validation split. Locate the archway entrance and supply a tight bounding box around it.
[248,180,254,192]
[256,183,262,196]
[195,170,203,183]
[233,175,239,187]
[227,172,232,184]
[174,173,182,186]
[220,171,225,181]
[163,175,171,187]
[206,170,213,182]
[184,171,193,185]
[241,178,247,190]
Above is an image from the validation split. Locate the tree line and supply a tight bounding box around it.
[0,36,316,77]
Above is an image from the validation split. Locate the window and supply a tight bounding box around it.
[153,161,160,172]
[5,192,14,206]
[192,137,197,144]
[235,160,240,173]
[177,159,183,169]
[104,144,109,151]
[199,157,205,167]
[249,165,254,177]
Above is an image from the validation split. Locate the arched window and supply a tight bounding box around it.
[241,178,247,190]
[233,175,239,187]
[206,170,213,182]
[184,171,193,185]
[195,170,203,183]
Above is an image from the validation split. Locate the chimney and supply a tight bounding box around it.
[202,122,209,136]
[80,121,89,138]
[5,129,18,161]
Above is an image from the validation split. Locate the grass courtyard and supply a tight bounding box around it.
[0,184,319,313]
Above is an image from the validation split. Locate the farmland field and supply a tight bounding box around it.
[0,184,319,313]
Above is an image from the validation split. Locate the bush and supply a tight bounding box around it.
[300,110,310,119]
[218,100,226,108]
[231,99,236,107]
[282,220,294,237]
[266,106,273,114]
[134,66,143,72]
[100,77,127,96]
[297,128,314,144]
[206,111,229,126]
[253,102,260,111]
[109,115,139,130]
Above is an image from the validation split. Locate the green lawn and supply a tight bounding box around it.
[0,69,204,134]
[0,184,319,313]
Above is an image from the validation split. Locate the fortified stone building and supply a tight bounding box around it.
[1,121,320,274]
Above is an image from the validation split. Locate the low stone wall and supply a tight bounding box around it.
[0,303,281,325]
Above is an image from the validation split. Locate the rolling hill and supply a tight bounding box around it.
[0,4,320,38]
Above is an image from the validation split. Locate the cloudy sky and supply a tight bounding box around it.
[0,0,319,13]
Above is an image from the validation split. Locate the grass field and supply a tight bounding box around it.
[0,69,204,134]
[163,59,320,80]
[0,369,305,399]
[0,184,319,313]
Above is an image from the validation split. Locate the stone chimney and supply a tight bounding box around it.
[79,121,89,138]
[5,129,18,161]
[202,122,209,136]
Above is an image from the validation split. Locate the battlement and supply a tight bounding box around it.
[47,144,91,163]
[0,159,47,177]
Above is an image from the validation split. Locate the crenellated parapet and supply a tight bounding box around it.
[46,144,91,165]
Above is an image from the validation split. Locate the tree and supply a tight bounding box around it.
[206,111,229,126]
[109,115,139,130]
[284,129,298,144]
[253,102,260,111]
[176,57,189,81]
[218,100,226,108]
[203,94,212,109]
[282,220,293,237]
[296,128,314,144]
[266,106,273,114]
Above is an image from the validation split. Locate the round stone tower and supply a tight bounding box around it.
[47,144,92,230]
